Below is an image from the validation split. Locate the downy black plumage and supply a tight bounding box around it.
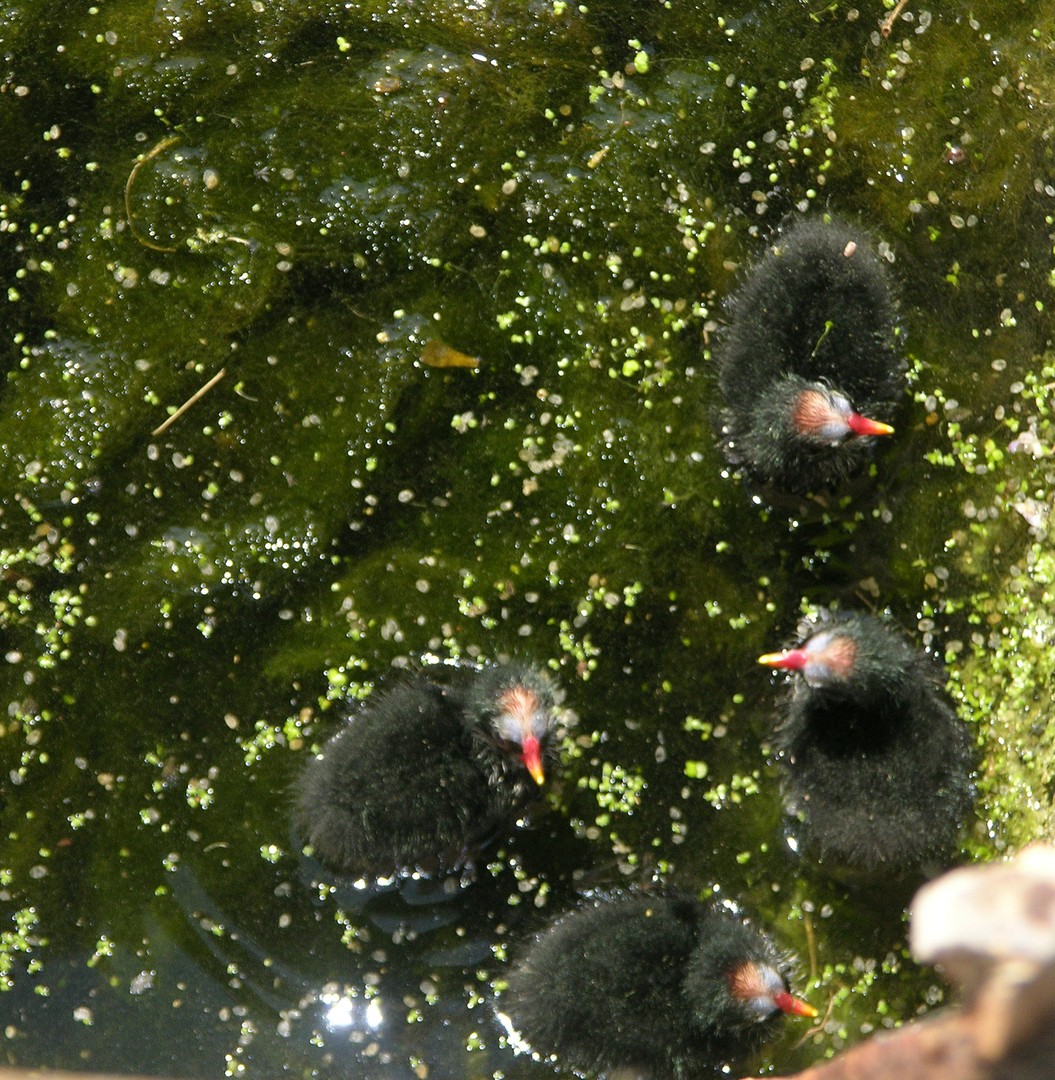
[296,662,561,877]
[716,216,903,492]
[501,892,815,1078]
[760,612,974,874]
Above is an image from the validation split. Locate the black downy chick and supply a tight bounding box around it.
[759,612,974,875]
[296,662,561,878]
[501,892,815,1079]
[716,216,903,493]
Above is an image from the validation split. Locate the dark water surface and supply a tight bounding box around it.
[2,1,1054,1077]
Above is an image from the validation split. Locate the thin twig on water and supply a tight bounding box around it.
[125,134,182,252]
[152,367,228,436]
[880,0,909,37]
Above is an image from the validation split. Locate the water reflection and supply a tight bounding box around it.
[141,815,596,1077]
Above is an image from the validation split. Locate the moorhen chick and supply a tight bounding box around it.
[716,216,903,493]
[296,661,562,878]
[759,612,974,875]
[501,892,815,1078]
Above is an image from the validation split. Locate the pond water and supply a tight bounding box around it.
[1,1,1054,1077]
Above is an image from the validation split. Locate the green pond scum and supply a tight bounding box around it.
[1,0,1054,1076]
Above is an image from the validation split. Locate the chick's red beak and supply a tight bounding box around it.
[758,648,808,671]
[847,412,894,437]
[774,990,818,1019]
[521,734,545,786]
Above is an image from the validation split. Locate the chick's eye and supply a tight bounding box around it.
[742,995,780,1021]
[492,714,523,747]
